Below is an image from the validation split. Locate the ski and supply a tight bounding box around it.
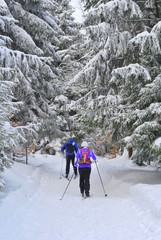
[61,173,70,181]
[73,174,78,179]
[61,173,78,181]
[82,194,93,200]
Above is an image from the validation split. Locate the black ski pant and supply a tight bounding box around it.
[78,168,91,196]
[66,155,77,176]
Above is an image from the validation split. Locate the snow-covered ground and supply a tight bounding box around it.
[0,150,161,240]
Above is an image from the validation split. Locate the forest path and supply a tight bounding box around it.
[0,152,161,240]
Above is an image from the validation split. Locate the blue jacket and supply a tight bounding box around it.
[61,139,78,156]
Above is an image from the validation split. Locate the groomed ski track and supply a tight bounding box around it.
[0,152,161,240]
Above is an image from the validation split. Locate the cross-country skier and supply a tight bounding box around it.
[74,141,96,197]
[61,139,78,179]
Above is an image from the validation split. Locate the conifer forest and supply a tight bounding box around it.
[0,0,161,177]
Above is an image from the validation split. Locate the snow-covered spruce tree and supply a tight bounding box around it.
[66,0,161,162]
[56,0,84,80]
[103,2,161,164]
[66,0,144,151]
[82,0,112,10]
[0,71,36,189]
[135,0,161,29]
[1,0,82,142]
[0,77,17,173]
[83,0,102,10]
[111,23,161,165]
[0,0,61,141]
[50,0,86,135]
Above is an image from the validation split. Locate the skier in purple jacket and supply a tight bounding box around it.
[74,141,96,197]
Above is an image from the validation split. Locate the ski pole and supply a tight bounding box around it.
[59,172,74,200]
[95,161,107,197]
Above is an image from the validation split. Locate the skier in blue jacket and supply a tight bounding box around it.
[61,139,78,179]
[74,141,96,197]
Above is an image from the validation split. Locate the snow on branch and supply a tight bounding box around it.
[129,30,161,55]
[0,35,12,47]
[110,63,151,86]
[8,1,60,46]
[85,0,143,25]
[7,22,43,56]
[0,46,56,79]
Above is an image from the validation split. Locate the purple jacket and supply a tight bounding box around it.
[74,147,96,168]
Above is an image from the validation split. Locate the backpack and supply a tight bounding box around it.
[78,148,91,164]
[66,143,75,155]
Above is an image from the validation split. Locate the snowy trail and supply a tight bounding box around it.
[0,153,161,240]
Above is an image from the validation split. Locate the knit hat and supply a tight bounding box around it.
[81,141,88,148]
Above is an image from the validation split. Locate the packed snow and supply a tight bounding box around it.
[0,149,161,240]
